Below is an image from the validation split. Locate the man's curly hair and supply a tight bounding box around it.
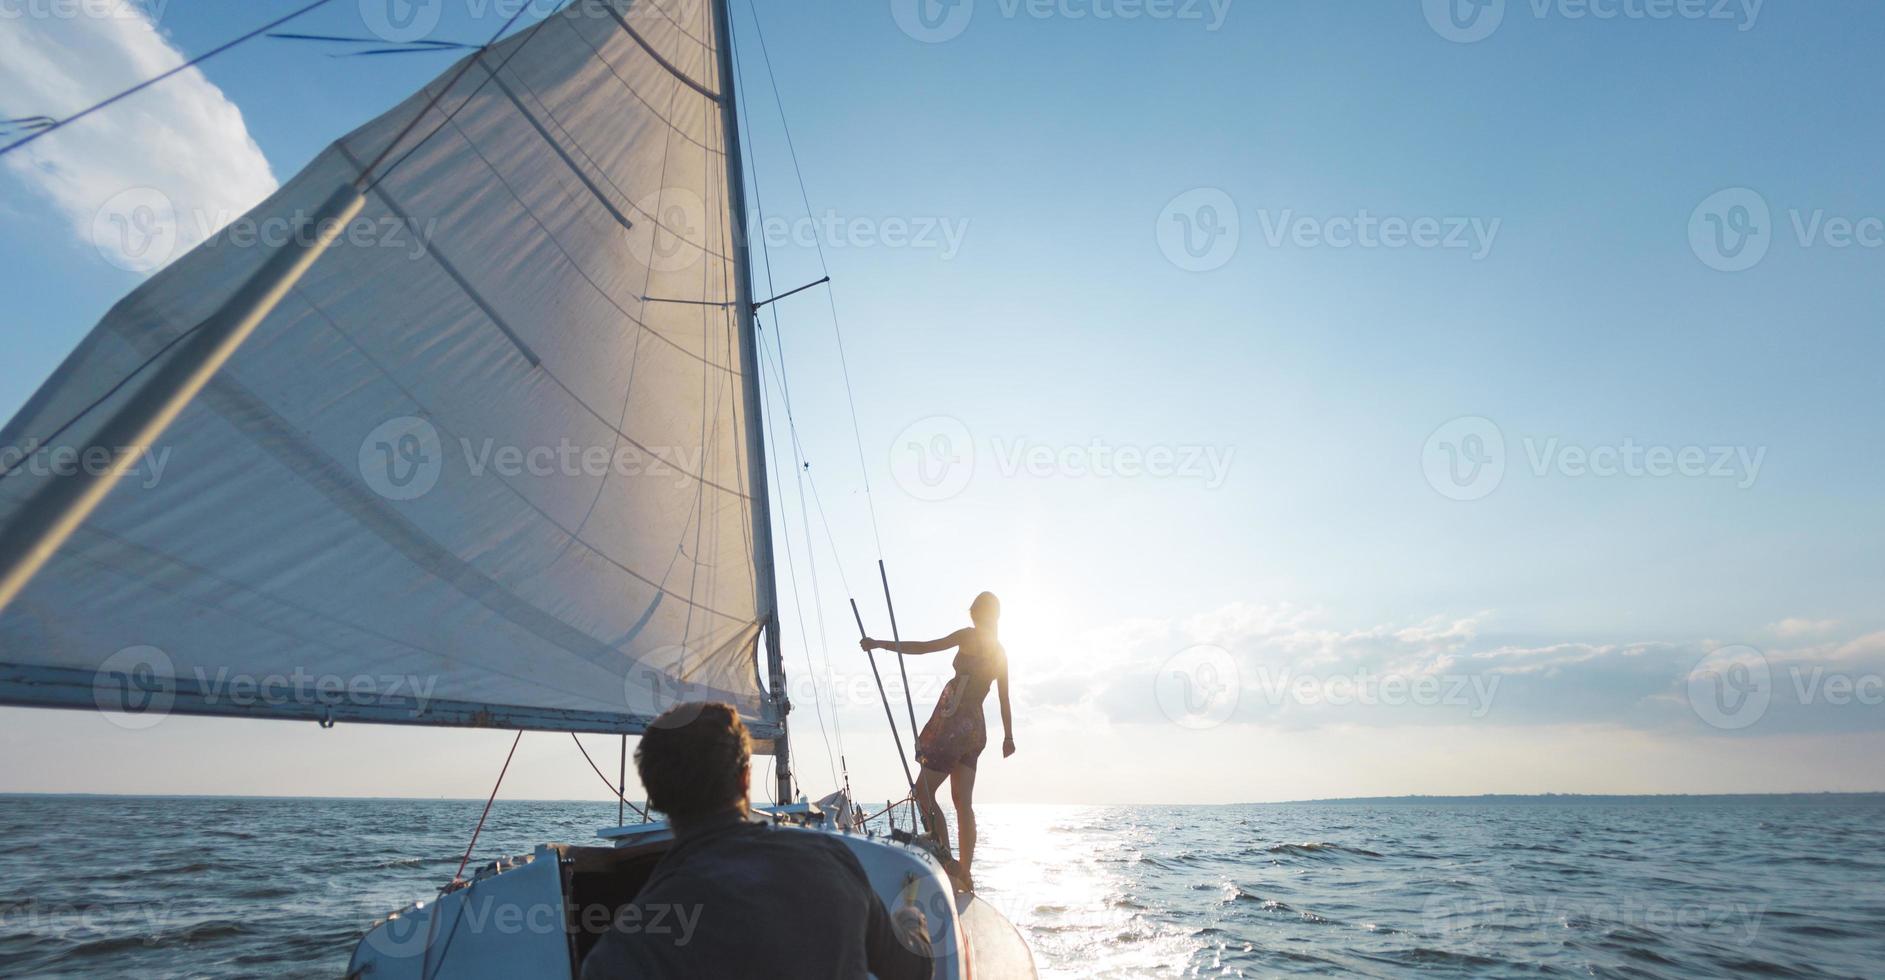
[635,702,750,823]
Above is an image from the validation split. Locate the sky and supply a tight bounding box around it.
[0,0,1881,805]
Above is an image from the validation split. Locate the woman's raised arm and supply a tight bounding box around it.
[860,628,972,655]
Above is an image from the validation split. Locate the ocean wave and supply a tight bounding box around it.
[1249,841,1384,859]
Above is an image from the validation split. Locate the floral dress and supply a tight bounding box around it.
[914,633,1005,773]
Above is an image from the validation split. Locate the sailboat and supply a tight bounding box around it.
[0,0,1034,974]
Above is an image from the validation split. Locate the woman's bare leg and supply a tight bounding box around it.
[949,763,979,891]
[913,766,952,860]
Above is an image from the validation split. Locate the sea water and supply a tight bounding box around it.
[1,795,1878,978]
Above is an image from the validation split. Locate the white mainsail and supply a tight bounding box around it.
[0,0,784,740]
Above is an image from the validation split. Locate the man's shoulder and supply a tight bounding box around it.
[667,823,867,878]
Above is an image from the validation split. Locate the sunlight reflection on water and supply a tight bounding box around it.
[972,805,1200,979]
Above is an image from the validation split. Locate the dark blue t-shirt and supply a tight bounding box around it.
[580,812,932,980]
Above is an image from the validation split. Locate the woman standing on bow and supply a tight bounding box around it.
[861,591,1013,893]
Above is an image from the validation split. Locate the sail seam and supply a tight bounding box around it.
[640,0,713,51]
[97,306,755,649]
[555,9,725,159]
[337,144,543,369]
[39,522,690,717]
[600,2,721,103]
[476,61,638,234]
[486,35,733,261]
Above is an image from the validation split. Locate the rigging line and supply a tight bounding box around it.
[750,336,869,802]
[0,325,201,486]
[758,343,850,795]
[742,0,885,562]
[850,597,920,803]
[0,0,338,159]
[351,0,549,194]
[753,349,870,814]
[732,23,851,799]
[733,26,842,798]
[759,345,841,794]
[423,724,521,980]
[749,341,857,603]
[860,795,913,826]
[752,344,856,710]
[569,732,649,821]
[451,730,524,884]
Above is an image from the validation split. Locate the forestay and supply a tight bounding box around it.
[0,0,782,738]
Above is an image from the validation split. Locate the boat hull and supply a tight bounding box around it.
[347,825,1035,978]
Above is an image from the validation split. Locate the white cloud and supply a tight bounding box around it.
[0,4,277,273]
[1020,600,1885,736]
[1772,617,1840,638]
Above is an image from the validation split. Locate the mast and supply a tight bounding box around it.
[711,0,791,804]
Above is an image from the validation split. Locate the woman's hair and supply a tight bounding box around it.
[636,701,750,823]
[971,591,1001,628]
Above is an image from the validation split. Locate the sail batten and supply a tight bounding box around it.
[0,0,779,737]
